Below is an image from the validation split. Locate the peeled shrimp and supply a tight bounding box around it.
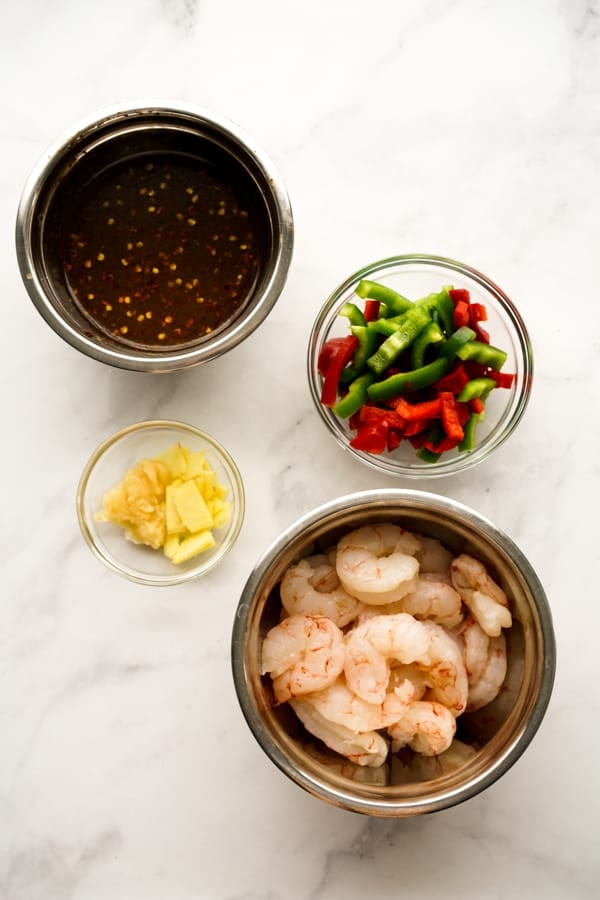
[415,536,454,574]
[400,574,463,629]
[290,698,388,767]
[336,524,420,606]
[461,617,490,684]
[450,554,512,637]
[467,633,507,712]
[355,573,463,629]
[303,676,415,733]
[344,613,430,704]
[388,701,456,756]
[419,621,469,715]
[280,555,363,628]
[389,663,429,700]
[261,614,345,703]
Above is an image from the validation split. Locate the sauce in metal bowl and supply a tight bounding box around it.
[46,132,269,349]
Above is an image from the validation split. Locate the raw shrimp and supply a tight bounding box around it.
[450,554,512,637]
[467,633,507,712]
[261,614,345,703]
[388,701,456,756]
[336,524,421,605]
[303,676,415,733]
[355,573,462,629]
[419,621,469,715]
[280,555,363,627]
[461,617,490,684]
[344,613,430,704]
[415,536,454,574]
[400,574,463,629]
[389,663,429,700]
[290,698,388,767]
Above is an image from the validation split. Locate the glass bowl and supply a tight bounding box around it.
[77,420,245,586]
[307,254,533,477]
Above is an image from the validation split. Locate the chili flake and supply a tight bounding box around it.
[58,152,264,347]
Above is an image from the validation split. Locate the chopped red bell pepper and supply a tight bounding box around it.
[473,322,490,344]
[488,370,516,389]
[318,337,352,377]
[357,405,406,430]
[350,424,387,454]
[363,299,380,322]
[453,300,470,329]
[456,400,471,426]
[403,417,432,437]
[425,434,460,453]
[408,430,430,449]
[449,288,470,305]
[470,397,485,415]
[463,360,489,379]
[439,391,465,442]
[432,362,470,394]
[470,302,488,322]
[320,335,359,406]
[386,429,403,452]
[393,396,442,420]
[348,411,361,430]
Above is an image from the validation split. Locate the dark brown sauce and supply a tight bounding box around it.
[56,152,266,348]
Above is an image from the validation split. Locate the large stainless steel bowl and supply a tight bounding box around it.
[231,490,556,817]
[15,101,293,373]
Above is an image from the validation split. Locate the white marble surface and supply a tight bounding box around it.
[1,1,598,897]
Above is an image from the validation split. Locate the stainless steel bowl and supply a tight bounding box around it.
[231,490,556,817]
[15,101,294,373]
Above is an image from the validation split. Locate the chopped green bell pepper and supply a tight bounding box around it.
[459,411,485,451]
[456,340,508,371]
[411,321,444,369]
[457,377,496,402]
[366,356,449,402]
[416,447,441,464]
[416,287,454,336]
[355,280,413,315]
[439,326,476,360]
[339,302,366,327]
[350,324,379,372]
[366,306,432,375]
[333,372,376,418]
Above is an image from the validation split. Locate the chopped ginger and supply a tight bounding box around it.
[95,443,232,565]
[95,458,170,548]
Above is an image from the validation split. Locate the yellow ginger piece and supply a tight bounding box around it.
[156,442,188,478]
[95,442,233,565]
[171,530,216,565]
[172,479,213,532]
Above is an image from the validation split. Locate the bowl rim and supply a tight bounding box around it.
[307,253,533,477]
[15,99,294,373]
[76,418,245,586]
[231,488,556,816]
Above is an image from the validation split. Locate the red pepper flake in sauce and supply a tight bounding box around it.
[60,154,265,347]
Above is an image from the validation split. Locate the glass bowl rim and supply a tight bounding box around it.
[307,253,534,477]
[76,418,245,586]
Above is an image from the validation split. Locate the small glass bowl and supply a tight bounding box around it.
[307,254,533,477]
[77,420,245,586]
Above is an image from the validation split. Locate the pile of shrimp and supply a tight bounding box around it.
[261,523,513,767]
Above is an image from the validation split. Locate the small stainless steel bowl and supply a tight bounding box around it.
[16,101,293,373]
[231,490,556,817]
